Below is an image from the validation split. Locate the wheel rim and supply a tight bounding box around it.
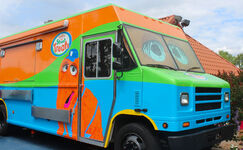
[121,133,145,150]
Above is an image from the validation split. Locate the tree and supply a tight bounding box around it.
[218,50,236,64]
[235,54,243,69]
[218,51,243,69]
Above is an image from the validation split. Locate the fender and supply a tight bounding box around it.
[104,109,158,148]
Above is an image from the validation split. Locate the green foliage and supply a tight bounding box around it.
[240,112,243,121]
[235,54,243,69]
[218,51,243,69]
[217,71,243,141]
[217,71,243,121]
[219,50,236,64]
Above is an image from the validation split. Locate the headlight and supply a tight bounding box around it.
[180,93,189,105]
[224,92,229,102]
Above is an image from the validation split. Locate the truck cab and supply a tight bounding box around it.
[108,23,234,150]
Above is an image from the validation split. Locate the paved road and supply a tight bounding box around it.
[0,125,104,150]
[0,125,223,150]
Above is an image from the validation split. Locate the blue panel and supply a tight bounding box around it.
[84,80,114,136]
[0,81,231,137]
[2,86,60,136]
[33,87,58,109]
[111,81,231,132]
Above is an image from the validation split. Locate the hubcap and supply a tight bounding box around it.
[122,134,145,150]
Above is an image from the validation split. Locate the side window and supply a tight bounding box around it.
[85,41,97,77]
[98,39,111,77]
[85,39,112,78]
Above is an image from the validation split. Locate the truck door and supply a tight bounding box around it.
[79,32,116,143]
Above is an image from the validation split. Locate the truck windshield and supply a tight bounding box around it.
[125,25,204,73]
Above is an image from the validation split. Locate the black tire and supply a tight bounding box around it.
[114,123,161,150]
[0,104,8,136]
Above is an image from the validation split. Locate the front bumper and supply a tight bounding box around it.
[167,124,235,150]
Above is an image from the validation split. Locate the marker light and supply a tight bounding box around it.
[183,122,190,127]
[163,123,168,129]
[224,92,229,102]
[180,93,189,105]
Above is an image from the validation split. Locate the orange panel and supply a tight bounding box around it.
[82,6,119,33]
[113,6,187,40]
[0,43,36,83]
[0,20,69,46]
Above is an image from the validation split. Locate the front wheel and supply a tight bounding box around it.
[114,123,161,150]
[0,104,8,136]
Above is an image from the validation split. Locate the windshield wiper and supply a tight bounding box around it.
[145,64,177,71]
[186,67,200,72]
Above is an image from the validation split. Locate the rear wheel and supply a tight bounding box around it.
[114,123,161,150]
[0,104,8,136]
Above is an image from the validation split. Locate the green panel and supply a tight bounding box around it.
[142,66,230,88]
[116,67,143,82]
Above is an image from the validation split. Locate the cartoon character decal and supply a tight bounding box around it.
[56,48,103,141]
[56,49,79,139]
[142,40,166,62]
[168,44,188,65]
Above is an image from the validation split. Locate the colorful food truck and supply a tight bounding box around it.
[0,4,234,150]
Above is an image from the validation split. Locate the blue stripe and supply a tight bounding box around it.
[84,104,98,138]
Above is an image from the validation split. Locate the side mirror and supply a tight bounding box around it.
[113,42,123,72]
[113,42,122,58]
[113,61,123,71]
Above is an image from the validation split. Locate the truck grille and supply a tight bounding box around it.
[195,87,222,111]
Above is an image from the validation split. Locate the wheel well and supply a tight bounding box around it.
[110,114,155,143]
[0,99,7,119]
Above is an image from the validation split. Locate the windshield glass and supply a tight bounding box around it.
[125,25,177,69]
[163,36,204,72]
[125,25,204,72]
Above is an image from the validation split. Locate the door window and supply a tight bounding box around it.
[84,39,112,78]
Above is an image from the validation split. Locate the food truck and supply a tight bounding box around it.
[0,4,234,150]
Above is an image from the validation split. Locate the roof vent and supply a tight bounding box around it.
[44,20,53,24]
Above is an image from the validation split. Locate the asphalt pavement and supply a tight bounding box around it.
[0,125,223,150]
[0,125,103,150]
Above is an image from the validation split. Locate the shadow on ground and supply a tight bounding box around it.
[0,125,224,150]
[0,125,105,150]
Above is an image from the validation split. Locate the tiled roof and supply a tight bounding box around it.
[160,16,240,75]
[186,34,240,75]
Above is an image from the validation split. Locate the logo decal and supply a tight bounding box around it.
[185,72,207,80]
[51,32,72,57]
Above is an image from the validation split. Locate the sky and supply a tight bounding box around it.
[0,0,243,56]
